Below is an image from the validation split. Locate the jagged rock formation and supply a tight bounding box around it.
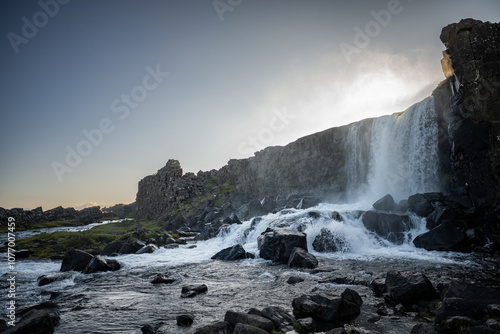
[439,18,500,209]
[0,205,103,228]
[135,19,499,231]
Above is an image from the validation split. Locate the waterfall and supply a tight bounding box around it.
[345,96,440,203]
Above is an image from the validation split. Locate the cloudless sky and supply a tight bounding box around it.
[1,0,499,210]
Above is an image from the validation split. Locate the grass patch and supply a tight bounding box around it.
[2,220,164,259]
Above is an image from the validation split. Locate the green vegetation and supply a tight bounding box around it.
[2,220,165,259]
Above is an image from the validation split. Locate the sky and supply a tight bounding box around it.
[0,0,499,210]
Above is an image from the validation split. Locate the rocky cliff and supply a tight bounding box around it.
[135,19,499,227]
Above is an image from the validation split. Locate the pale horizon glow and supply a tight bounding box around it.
[0,1,499,210]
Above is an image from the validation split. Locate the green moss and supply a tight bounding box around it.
[3,220,162,258]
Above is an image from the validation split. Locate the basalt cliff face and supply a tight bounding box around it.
[135,19,499,225]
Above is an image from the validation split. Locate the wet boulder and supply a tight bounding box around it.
[193,321,232,334]
[82,255,121,274]
[3,308,60,334]
[37,273,71,287]
[119,237,146,254]
[224,311,274,332]
[211,244,253,261]
[313,228,348,253]
[372,194,396,211]
[413,221,467,251]
[176,314,194,327]
[407,193,437,217]
[100,240,124,256]
[60,249,93,272]
[150,274,175,284]
[233,323,268,334]
[385,271,438,308]
[361,211,413,244]
[287,247,318,269]
[292,288,363,323]
[258,228,308,263]
[435,281,500,324]
[136,244,159,254]
[181,284,208,298]
[141,324,159,334]
[425,205,458,230]
[261,306,296,332]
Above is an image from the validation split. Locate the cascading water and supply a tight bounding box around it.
[345,96,440,203]
[366,96,440,202]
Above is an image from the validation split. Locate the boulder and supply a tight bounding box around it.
[193,321,232,334]
[407,193,436,217]
[3,309,60,334]
[287,247,318,269]
[100,240,124,256]
[150,274,175,284]
[176,314,194,327]
[435,281,500,323]
[37,274,71,287]
[141,324,159,334]
[224,311,274,332]
[313,228,348,252]
[82,255,121,274]
[259,228,308,263]
[292,288,363,323]
[425,205,458,230]
[372,194,396,211]
[413,221,467,251]
[211,244,252,261]
[385,271,438,308]
[136,244,159,254]
[60,249,93,272]
[261,306,296,331]
[181,284,208,298]
[232,323,269,334]
[361,211,413,244]
[119,237,146,254]
[287,276,305,284]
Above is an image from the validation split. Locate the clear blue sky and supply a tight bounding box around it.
[1,0,499,210]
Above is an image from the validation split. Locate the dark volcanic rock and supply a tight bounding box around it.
[176,314,194,327]
[211,244,252,261]
[232,323,269,334]
[258,228,308,263]
[141,324,159,334]
[60,249,93,272]
[361,211,413,244]
[292,288,362,323]
[385,271,438,308]
[3,309,60,334]
[136,244,159,254]
[119,237,146,254]
[224,310,274,332]
[193,321,232,334]
[287,247,318,269]
[408,193,435,217]
[82,256,121,274]
[261,306,296,331]
[373,194,396,211]
[287,276,305,284]
[181,284,208,298]
[37,274,71,287]
[100,240,124,256]
[413,221,467,251]
[436,281,500,323]
[313,228,348,253]
[150,274,175,284]
[410,323,440,334]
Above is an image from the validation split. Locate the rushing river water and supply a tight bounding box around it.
[2,204,498,333]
